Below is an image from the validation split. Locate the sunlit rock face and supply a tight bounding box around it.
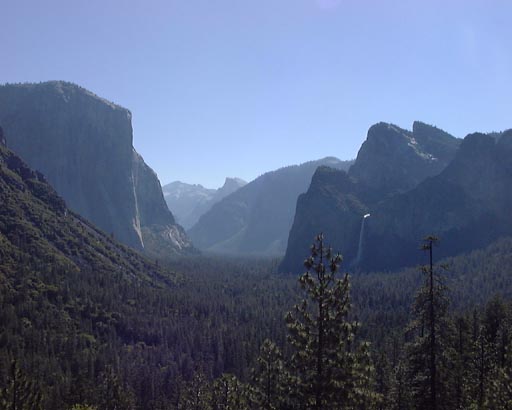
[0,81,193,256]
[349,121,460,196]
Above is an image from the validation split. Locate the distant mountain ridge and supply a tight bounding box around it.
[280,121,462,273]
[163,177,247,229]
[188,157,353,256]
[0,81,193,256]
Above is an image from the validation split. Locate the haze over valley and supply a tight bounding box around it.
[2,2,512,409]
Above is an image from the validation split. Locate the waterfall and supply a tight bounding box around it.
[355,213,370,266]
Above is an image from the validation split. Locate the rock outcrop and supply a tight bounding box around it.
[280,122,461,273]
[188,157,353,256]
[349,122,460,196]
[360,130,512,271]
[163,177,246,229]
[0,81,192,256]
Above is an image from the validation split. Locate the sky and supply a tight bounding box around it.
[2,0,512,188]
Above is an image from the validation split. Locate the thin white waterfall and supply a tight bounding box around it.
[355,213,371,266]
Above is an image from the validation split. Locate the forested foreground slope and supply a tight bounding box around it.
[1,137,512,408]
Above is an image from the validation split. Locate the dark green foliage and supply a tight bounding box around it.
[285,234,379,409]
[2,139,512,409]
[96,366,135,410]
[250,339,288,410]
[404,237,453,410]
[0,360,43,410]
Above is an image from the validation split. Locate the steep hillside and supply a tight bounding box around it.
[0,136,276,408]
[0,133,176,284]
[188,157,353,256]
[0,81,192,256]
[280,122,460,273]
[163,177,246,229]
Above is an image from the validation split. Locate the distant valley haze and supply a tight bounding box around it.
[3,3,512,409]
[2,0,512,188]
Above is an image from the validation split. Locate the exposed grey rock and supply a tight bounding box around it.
[360,130,512,271]
[349,122,459,196]
[280,122,461,273]
[0,81,193,255]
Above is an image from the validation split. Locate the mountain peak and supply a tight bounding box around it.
[349,121,459,195]
[220,177,247,191]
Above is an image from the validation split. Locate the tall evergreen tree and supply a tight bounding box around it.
[285,233,378,410]
[210,373,249,410]
[405,236,455,410]
[96,366,135,410]
[0,360,43,410]
[250,339,289,410]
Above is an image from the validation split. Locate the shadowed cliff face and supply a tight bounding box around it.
[360,131,512,271]
[280,122,461,274]
[0,81,192,255]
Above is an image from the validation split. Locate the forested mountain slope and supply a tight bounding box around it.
[188,157,353,256]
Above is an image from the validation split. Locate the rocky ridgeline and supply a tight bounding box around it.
[280,122,463,273]
[162,177,247,230]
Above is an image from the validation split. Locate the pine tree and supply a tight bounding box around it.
[485,345,512,410]
[179,371,211,410]
[285,233,378,410]
[250,339,289,410]
[0,360,43,410]
[388,360,411,410]
[405,236,455,410]
[211,373,249,410]
[96,366,135,410]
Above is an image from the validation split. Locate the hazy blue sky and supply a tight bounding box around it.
[2,0,511,188]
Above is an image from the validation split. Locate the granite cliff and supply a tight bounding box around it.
[360,130,512,271]
[0,81,192,256]
[280,122,461,273]
[0,136,178,282]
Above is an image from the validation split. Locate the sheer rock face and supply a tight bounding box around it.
[0,81,192,255]
[349,122,460,196]
[361,131,512,271]
[280,122,462,274]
